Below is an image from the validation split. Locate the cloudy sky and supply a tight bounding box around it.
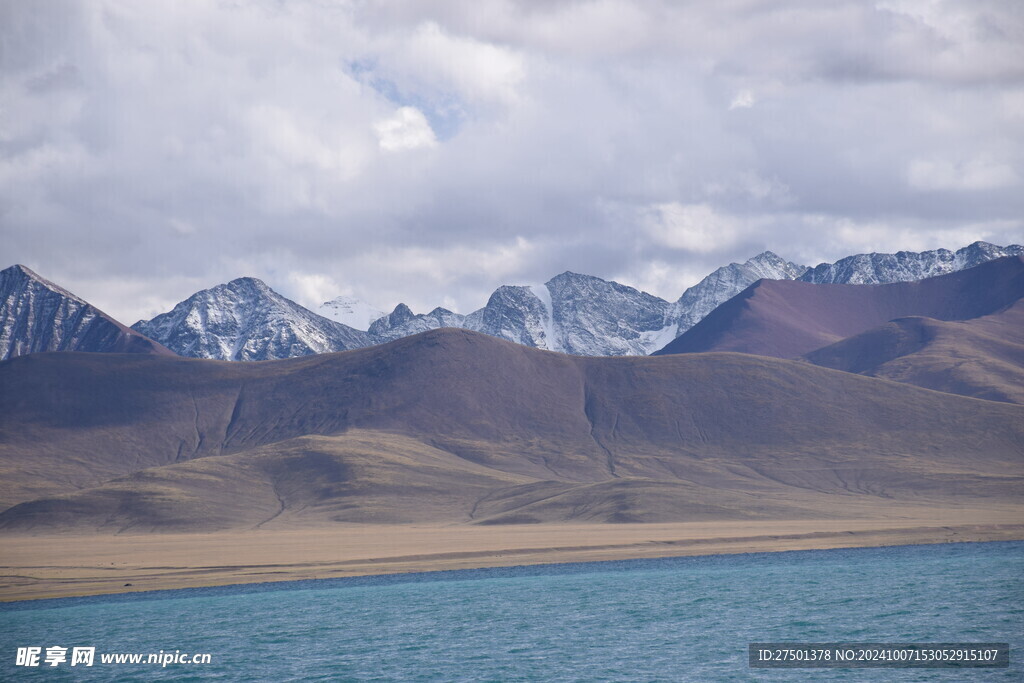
[2,0,1022,324]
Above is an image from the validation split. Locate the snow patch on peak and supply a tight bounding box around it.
[528,284,558,352]
[638,322,678,354]
[318,295,385,331]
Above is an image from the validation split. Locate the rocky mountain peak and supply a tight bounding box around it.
[1,264,170,360]
[132,278,368,360]
[368,304,466,344]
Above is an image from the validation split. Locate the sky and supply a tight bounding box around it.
[2,0,1023,324]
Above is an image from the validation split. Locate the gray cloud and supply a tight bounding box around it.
[1,0,1022,323]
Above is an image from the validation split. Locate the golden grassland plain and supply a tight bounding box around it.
[3,505,1023,602]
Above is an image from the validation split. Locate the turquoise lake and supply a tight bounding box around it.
[1,541,1021,681]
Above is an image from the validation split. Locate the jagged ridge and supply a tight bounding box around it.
[45,240,1024,361]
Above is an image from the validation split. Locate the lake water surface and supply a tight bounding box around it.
[2,541,1021,681]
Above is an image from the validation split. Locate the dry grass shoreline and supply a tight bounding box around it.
[3,508,1022,603]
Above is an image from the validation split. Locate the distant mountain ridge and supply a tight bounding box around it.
[3,241,1019,362]
[359,241,1021,359]
[0,264,171,360]
[134,254,808,359]
[799,241,1024,285]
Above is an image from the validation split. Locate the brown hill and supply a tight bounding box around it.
[803,300,1024,404]
[1,329,1021,532]
[654,256,1024,359]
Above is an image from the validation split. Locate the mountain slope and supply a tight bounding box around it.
[1,328,1021,531]
[656,256,1024,359]
[803,301,1024,404]
[133,277,369,360]
[0,264,171,360]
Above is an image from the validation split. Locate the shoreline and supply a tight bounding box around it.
[4,513,1023,603]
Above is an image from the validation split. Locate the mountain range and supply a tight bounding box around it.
[1,245,1022,533]
[2,241,1018,362]
[1,328,1021,532]
[361,241,1022,356]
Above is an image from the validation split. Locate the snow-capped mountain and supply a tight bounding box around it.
[317,296,385,331]
[0,264,171,360]
[799,241,1024,284]
[368,304,466,344]
[463,285,555,349]
[667,251,809,334]
[537,272,671,356]
[22,240,1016,363]
[458,256,806,356]
[374,244,1020,357]
[132,277,369,361]
[365,273,673,356]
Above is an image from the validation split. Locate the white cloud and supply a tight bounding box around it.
[167,218,197,236]
[2,0,1023,323]
[348,237,538,313]
[790,213,1022,259]
[396,21,526,108]
[247,105,367,176]
[612,260,711,304]
[907,157,1019,191]
[729,89,755,110]
[513,0,654,56]
[285,272,344,311]
[375,237,536,283]
[644,203,741,253]
[374,107,438,152]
